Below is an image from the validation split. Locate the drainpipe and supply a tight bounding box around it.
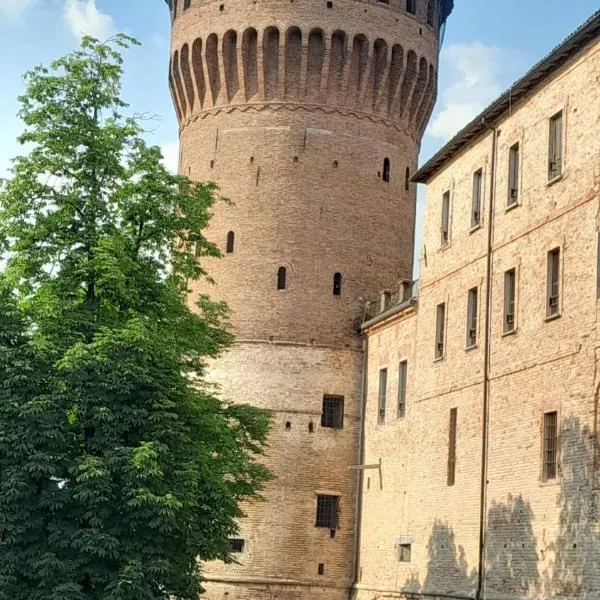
[349,333,369,600]
[476,121,498,600]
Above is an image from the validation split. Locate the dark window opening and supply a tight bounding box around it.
[447,408,457,486]
[405,167,410,191]
[504,269,516,333]
[285,421,291,431]
[333,272,342,296]
[226,231,235,253]
[441,191,450,246]
[322,395,344,429]
[378,368,387,424]
[398,543,412,562]
[326,0,333,7]
[318,563,325,575]
[230,538,245,553]
[309,421,315,433]
[547,248,561,317]
[210,159,215,168]
[508,143,520,206]
[543,411,558,482]
[382,158,390,183]
[406,0,416,14]
[548,111,563,180]
[183,0,191,8]
[467,287,478,348]
[435,302,445,359]
[316,495,339,529]
[426,0,434,25]
[398,361,407,419]
[172,0,178,18]
[330,529,336,539]
[472,168,483,228]
[277,266,287,290]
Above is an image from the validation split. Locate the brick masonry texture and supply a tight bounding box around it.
[357,38,600,600]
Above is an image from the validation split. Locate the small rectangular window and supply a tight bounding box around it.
[435,302,445,359]
[230,538,245,553]
[316,495,339,529]
[406,0,416,14]
[547,248,560,318]
[542,411,558,482]
[508,143,520,206]
[548,111,563,180]
[426,0,434,26]
[321,395,344,429]
[441,191,450,247]
[471,169,483,228]
[183,0,191,8]
[378,368,387,424]
[504,269,516,333]
[398,544,412,562]
[466,287,478,348]
[398,361,408,419]
[447,408,457,486]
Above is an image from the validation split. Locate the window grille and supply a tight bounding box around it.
[398,361,408,419]
[333,272,342,296]
[316,495,339,529]
[466,287,478,348]
[441,191,450,247]
[547,248,560,317]
[378,368,387,424]
[472,169,483,228]
[542,411,558,481]
[321,395,344,429]
[447,408,457,486]
[406,0,416,14]
[383,158,391,183]
[435,303,445,359]
[508,143,520,206]
[277,266,287,290]
[548,111,563,180]
[230,538,245,553]
[504,269,516,333]
[226,231,235,253]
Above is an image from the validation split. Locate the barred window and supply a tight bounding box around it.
[316,495,339,529]
[542,411,558,482]
[321,395,344,429]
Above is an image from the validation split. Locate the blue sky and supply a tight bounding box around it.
[0,0,597,270]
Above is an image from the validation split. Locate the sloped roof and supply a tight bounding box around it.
[413,10,600,183]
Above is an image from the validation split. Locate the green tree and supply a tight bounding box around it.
[0,36,270,600]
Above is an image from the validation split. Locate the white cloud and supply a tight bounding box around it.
[160,141,179,174]
[63,0,115,40]
[0,0,37,20]
[427,42,525,142]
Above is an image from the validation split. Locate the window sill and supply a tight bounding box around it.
[439,242,451,252]
[547,173,564,187]
[539,478,560,488]
[465,343,478,352]
[502,328,517,338]
[506,201,520,212]
[433,355,445,363]
[545,312,561,322]
[469,223,482,234]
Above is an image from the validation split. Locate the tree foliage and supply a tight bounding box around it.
[0,35,270,600]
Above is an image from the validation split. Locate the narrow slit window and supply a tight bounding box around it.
[398,361,407,419]
[333,272,342,296]
[277,266,287,290]
[508,143,520,206]
[441,191,450,247]
[405,167,410,191]
[378,368,387,424]
[316,495,339,529]
[406,0,416,14]
[471,169,482,228]
[466,287,478,348]
[321,395,344,429]
[547,248,561,317]
[435,302,445,359]
[447,408,457,486]
[426,0,434,25]
[548,111,563,180]
[542,411,558,482]
[383,158,390,183]
[172,0,178,18]
[226,231,235,253]
[504,269,516,333]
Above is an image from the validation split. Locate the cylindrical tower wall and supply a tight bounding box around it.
[166,0,451,597]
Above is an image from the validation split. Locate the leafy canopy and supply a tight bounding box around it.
[0,35,270,600]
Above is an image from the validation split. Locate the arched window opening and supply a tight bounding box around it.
[405,166,410,191]
[383,158,390,183]
[226,231,235,253]
[277,267,287,290]
[333,273,342,296]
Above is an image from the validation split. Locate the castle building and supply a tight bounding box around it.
[165,0,600,598]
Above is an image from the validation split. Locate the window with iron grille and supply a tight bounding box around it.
[471,169,483,228]
[508,143,520,206]
[316,495,339,529]
[466,287,478,348]
[542,411,558,482]
[447,408,457,486]
[504,269,516,333]
[378,368,387,424]
[435,303,445,359]
[548,111,563,180]
[441,191,450,247]
[398,544,412,562]
[230,538,245,553]
[547,248,560,317]
[321,395,344,429]
[406,0,416,14]
[398,361,407,419]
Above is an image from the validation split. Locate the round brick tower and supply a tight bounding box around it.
[166,0,453,598]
